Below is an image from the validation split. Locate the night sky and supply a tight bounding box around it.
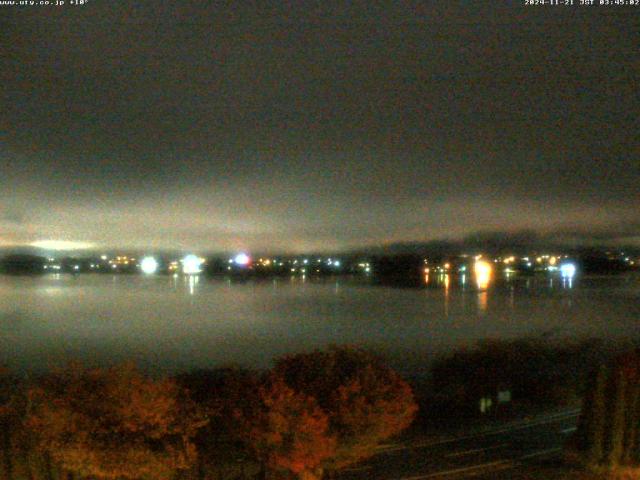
[2,1,639,253]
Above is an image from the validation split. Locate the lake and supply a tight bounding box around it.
[1,273,639,375]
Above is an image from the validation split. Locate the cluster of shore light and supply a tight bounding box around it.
[140,253,251,275]
[423,255,577,291]
[139,254,205,275]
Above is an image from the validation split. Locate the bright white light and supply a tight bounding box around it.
[140,256,159,274]
[100,255,108,261]
[182,255,203,274]
[234,253,250,266]
[560,263,576,278]
[333,260,341,267]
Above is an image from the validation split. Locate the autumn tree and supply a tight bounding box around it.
[26,364,207,480]
[273,347,418,471]
[236,375,336,480]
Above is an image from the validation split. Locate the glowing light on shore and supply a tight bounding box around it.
[474,259,493,290]
[140,256,159,274]
[560,263,576,278]
[234,253,250,266]
[182,255,203,274]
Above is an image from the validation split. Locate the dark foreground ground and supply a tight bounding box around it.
[335,407,619,480]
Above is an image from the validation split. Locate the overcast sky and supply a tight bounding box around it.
[2,1,638,253]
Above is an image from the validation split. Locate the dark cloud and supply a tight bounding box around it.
[1,1,638,251]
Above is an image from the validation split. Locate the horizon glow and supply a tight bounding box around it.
[29,240,96,251]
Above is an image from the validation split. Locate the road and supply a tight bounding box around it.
[336,408,581,480]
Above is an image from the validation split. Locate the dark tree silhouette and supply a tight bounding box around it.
[570,350,640,474]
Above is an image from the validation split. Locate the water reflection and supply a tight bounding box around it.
[477,291,488,313]
[187,275,200,296]
[443,274,450,317]
[0,272,636,374]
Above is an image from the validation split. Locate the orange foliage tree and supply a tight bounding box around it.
[236,375,336,480]
[26,364,207,480]
[273,347,418,471]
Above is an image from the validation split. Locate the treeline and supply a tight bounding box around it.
[0,347,417,480]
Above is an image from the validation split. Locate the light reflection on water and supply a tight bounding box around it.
[0,273,639,375]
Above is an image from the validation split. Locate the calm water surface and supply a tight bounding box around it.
[1,273,639,374]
